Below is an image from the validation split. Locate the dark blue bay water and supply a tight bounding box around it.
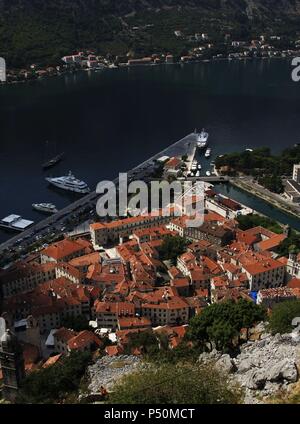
[0,59,300,242]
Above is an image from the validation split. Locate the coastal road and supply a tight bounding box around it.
[230,176,300,220]
[0,132,198,256]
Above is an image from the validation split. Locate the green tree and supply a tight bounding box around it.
[17,351,92,404]
[108,363,242,404]
[124,330,160,355]
[207,321,237,351]
[188,299,266,352]
[236,214,283,234]
[215,144,300,194]
[159,235,188,265]
[268,300,300,335]
[276,233,300,257]
[61,315,90,332]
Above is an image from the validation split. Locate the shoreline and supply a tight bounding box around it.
[229,178,300,222]
[0,56,293,88]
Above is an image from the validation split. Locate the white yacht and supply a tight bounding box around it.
[197,164,202,170]
[32,203,58,214]
[191,161,198,171]
[205,148,211,158]
[196,128,209,149]
[46,171,90,194]
[206,171,212,177]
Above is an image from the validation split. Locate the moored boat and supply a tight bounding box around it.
[46,171,90,194]
[42,152,65,170]
[205,148,211,158]
[32,203,58,214]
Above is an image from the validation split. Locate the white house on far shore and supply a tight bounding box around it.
[0,57,6,82]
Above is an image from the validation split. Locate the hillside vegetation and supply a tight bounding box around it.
[1,0,300,67]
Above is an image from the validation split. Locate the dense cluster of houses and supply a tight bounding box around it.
[173,32,300,61]
[1,205,300,375]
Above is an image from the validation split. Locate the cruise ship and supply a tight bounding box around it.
[196,128,209,149]
[32,203,58,214]
[46,171,90,194]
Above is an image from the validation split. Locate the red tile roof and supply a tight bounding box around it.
[170,278,190,288]
[42,354,63,368]
[287,278,300,289]
[164,157,182,169]
[258,287,296,300]
[41,238,87,260]
[54,327,77,343]
[238,251,284,275]
[95,301,135,316]
[257,234,287,251]
[69,252,100,268]
[142,295,188,310]
[118,316,152,330]
[105,345,124,356]
[68,330,102,350]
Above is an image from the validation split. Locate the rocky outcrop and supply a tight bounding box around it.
[87,355,142,395]
[198,329,300,404]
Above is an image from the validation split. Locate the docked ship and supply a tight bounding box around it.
[42,152,65,170]
[205,148,212,158]
[32,203,58,214]
[196,128,209,149]
[46,171,90,194]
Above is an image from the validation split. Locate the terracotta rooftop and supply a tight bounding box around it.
[258,287,296,299]
[287,278,300,289]
[41,238,87,260]
[68,330,101,350]
[42,354,63,368]
[95,301,135,316]
[54,327,77,342]
[69,252,100,268]
[118,316,152,329]
[170,278,190,288]
[257,234,287,251]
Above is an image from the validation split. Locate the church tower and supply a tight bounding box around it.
[0,329,25,402]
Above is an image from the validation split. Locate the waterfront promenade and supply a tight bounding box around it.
[230,176,300,220]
